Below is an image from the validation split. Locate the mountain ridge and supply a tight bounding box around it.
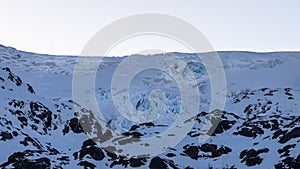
[0,45,300,168]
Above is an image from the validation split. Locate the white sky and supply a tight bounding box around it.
[0,0,300,56]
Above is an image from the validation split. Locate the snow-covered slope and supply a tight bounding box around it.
[0,44,300,168]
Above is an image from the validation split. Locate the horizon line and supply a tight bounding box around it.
[1,44,300,58]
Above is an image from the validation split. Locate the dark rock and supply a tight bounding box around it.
[234,125,264,138]
[184,146,199,160]
[27,84,35,94]
[129,158,146,167]
[73,152,78,160]
[166,153,176,157]
[109,156,129,168]
[256,121,271,129]
[82,139,97,147]
[79,146,104,161]
[77,161,96,169]
[270,120,279,131]
[62,124,69,135]
[278,144,296,158]
[29,102,52,132]
[129,122,155,131]
[185,167,194,169]
[9,100,25,109]
[0,132,13,141]
[212,119,236,135]
[199,144,218,153]
[216,146,232,157]
[17,158,50,169]
[275,155,300,169]
[149,157,168,169]
[7,71,22,86]
[108,156,147,168]
[17,116,28,126]
[0,151,51,169]
[19,136,42,149]
[122,131,143,138]
[79,139,105,161]
[12,131,18,136]
[273,129,287,139]
[199,143,232,158]
[279,127,300,143]
[69,118,84,134]
[240,148,269,166]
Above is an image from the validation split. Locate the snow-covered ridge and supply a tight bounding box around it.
[0,44,300,168]
[1,44,299,75]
